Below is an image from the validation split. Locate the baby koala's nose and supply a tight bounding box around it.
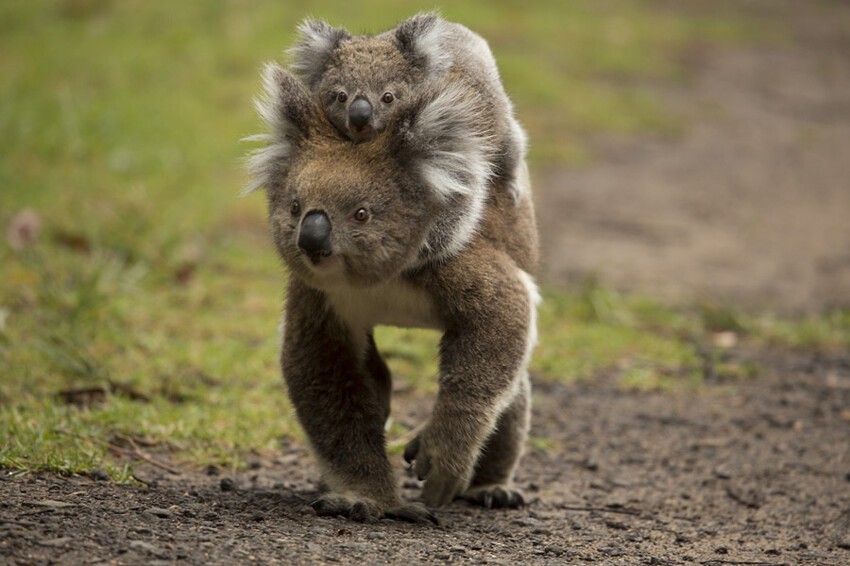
[348,97,372,130]
[297,211,332,262]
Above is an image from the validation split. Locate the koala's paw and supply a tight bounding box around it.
[310,494,384,523]
[386,502,439,525]
[462,485,525,509]
[403,433,474,508]
[310,493,438,525]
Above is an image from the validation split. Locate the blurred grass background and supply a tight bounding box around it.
[1,0,845,479]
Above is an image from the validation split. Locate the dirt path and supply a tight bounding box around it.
[2,350,849,564]
[3,2,849,565]
[537,1,850,313]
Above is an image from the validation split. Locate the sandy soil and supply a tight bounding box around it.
[2,1,849,564]
[537,1,850,313]
[2,351,849,565]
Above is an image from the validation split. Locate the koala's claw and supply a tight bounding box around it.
[462,485,525,509]
[404,436,432,480]
[311,494,438,525]
[386,502,440,525]
[310,495,382,523]
[422,474,467,508]
[403,435,420,464]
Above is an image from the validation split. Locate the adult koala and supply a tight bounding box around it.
[245,58,539,523]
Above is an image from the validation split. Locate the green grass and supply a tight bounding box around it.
[0,1,822,479]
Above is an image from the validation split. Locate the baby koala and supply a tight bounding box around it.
[288,12,529,201]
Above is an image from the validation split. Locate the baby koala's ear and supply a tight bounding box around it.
[391,80,495,203]
[288,19,352,88]
[244,64,320,194]
[393,12,451,73]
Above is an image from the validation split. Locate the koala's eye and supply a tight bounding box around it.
[381,92,395,104]
[289,200,300,216]
[336,91,348,103]
[353,208,370,222]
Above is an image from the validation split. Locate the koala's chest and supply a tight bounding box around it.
[325,280,441,332]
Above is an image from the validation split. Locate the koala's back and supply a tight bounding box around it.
[439,22,506,107]
[479,171,539,275]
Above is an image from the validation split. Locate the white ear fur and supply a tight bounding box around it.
[408,82,496,203]
[399,82,497,261]
[394,12,452,73]
[243,63,304,195]
[287,19,351,87]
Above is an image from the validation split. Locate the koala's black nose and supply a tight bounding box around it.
[297,211,332,261]
[348,97,372,130]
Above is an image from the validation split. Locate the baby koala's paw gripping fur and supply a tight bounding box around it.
[310,493,438,525]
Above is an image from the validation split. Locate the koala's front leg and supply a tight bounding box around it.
[282,280,435,524]
[408,248,539,508]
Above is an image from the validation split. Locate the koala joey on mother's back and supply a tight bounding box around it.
[245,21,539,524]
[289,12,529,202]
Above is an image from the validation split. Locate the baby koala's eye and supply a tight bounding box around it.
[289,200,300,217]
[380,92,395,104]
[353,207,370,222]
[336,91,348,103]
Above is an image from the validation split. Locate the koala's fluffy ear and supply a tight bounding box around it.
[244,64,320,194]
[393,81,495,203]
[288,19,352,88]
[393,12,452,73]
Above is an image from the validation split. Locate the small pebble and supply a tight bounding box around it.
[581,456,599,471]
[90,469,110,481]
[128,540,167,558]
[37,537,73,548]
[544,545,565,557]
[219,477,235,492]
[714,468,733,480]
[147,507,172,518]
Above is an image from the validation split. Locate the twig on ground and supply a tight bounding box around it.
[0,519,41,527]
[120,434,182,475]
[700,560,790,566]
[558,505,642,516]
[52,429,182,476]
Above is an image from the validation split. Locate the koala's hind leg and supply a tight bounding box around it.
[282,280,435,524]
[462,372,530,509]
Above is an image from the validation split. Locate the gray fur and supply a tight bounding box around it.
[287,19,352,89]
[288,12,528,201]
[247,48,539,523]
